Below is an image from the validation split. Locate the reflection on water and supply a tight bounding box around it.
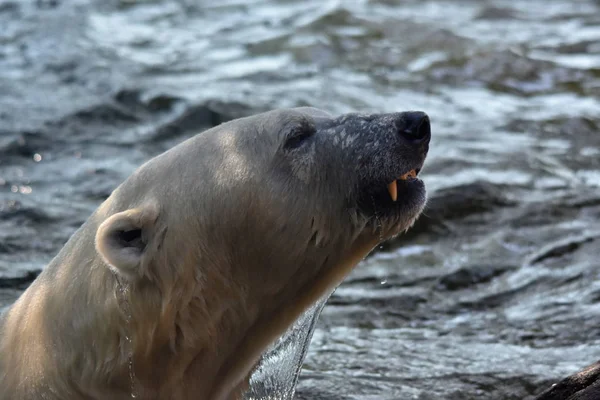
[1,0,600,398]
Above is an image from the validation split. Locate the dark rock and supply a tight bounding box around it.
[535,360,600,400]
[391,181,516,243]
[426,181,515,220]
[446,374,544,399]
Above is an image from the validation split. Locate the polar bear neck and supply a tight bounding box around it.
[0,217,140,399]
[0,209,380,400]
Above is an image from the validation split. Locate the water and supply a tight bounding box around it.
[1,0,600,398]
[245,293,331,400]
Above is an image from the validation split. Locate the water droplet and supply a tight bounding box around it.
[129,354,137,398]
[33,153,42,162]
[115,276,137,399]
[370,196,385,243]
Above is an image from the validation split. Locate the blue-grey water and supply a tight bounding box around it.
[1,0,600,399]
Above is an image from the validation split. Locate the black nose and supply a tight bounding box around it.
[397,112,430,142]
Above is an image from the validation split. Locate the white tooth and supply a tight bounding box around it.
[387,180,398,202]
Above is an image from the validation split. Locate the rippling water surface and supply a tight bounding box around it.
[1,0,600,398]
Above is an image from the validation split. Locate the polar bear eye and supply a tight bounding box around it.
[284,125,315,150]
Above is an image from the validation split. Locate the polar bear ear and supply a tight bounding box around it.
[95,205,159,280]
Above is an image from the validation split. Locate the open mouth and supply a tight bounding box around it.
[356,164,426,221]
[386,168,421,202]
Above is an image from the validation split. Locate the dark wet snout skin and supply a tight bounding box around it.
[305,109,431,218]
[330,111,431,184]
[395,111,431,152]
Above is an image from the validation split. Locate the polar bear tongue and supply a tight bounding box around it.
[386,169,418,202]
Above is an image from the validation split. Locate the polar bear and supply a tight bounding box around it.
[0,107,431,400]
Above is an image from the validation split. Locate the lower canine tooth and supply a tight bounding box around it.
[387,180,398,202]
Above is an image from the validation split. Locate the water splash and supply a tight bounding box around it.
[243,290,332,400]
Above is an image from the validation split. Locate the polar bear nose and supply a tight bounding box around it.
[396,112,430,143]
